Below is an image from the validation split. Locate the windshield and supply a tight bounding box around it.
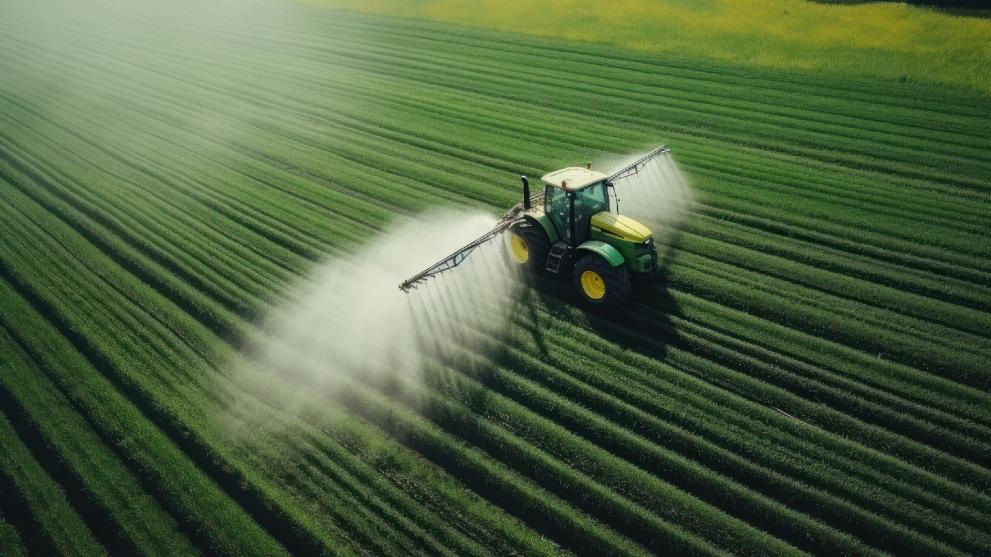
[575,181,609,215]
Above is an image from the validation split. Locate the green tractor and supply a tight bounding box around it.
[399,146,672,308]
[506,164,657,307]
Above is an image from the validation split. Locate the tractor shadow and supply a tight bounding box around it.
[506,239,683,366]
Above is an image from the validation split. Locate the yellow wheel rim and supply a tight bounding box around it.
[509,233,529,263]
[580,270,606,300]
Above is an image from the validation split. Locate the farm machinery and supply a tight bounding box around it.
[399,146,677,308]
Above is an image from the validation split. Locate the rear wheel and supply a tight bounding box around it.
[572,253,631,308]
[506,220,550,275]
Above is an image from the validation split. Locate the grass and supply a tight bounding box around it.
[312,0,991,93]
[0,407,105,556]
[0,0,989,554]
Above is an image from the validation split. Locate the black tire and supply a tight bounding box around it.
[506,219,550,275]
[572,253,632,308]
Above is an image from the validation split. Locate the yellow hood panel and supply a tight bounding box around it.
[591,213,651,242]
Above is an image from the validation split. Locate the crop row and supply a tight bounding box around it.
[0,321,201,555]
[0,399,105,557]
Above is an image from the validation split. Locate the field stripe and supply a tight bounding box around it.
[0,409,106,557]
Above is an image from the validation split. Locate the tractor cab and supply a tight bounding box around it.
[540,166,610,245]
[533,166,657,275]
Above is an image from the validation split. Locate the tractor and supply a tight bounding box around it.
[399,146,674,309]
[506,164,657,307]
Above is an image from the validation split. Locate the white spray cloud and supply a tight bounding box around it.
[598,148,695,246]
[240,209,520,411]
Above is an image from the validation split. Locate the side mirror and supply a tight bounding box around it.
[606,181,620,213]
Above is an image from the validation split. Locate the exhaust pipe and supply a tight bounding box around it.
[521,175,531,209]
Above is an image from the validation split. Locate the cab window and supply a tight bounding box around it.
[546,186,569,224]
[575,181,608,215]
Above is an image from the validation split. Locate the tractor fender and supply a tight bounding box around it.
[520,213,559,243]
[576,240,625,267]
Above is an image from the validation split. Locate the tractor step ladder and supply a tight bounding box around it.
[545,241,571,274]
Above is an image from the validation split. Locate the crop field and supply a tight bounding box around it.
[0,0,989,555]
[322,0,991,93]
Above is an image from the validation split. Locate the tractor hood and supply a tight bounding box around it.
[590,213,652,243]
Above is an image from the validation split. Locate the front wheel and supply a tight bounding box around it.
[572,253,631,308]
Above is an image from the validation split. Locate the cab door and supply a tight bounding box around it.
[545,186,572,243]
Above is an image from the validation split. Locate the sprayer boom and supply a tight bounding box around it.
[607,145,670,183]
[398,189,545,292]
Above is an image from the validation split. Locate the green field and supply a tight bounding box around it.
[1,0,990,555]
[320,0,991,92]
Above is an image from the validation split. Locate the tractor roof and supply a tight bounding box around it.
[541,167,608,191]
